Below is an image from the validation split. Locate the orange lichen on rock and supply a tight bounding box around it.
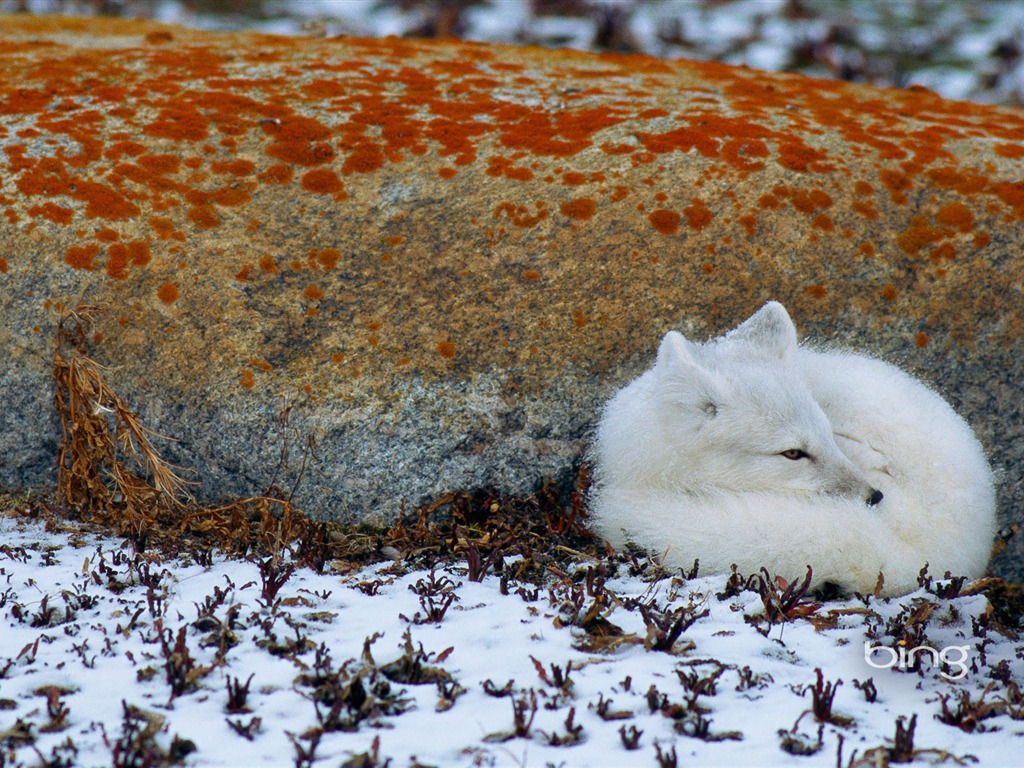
[310,247,341,269]
[811,213,834,231]
[495,201,548,227]
[487,156,534,181]
[64,244,100,270]
[125,240,151,268]
[787,188,832,214]
[301,168,345,195]
[721,137,769,171]
[19,158,141,219]
[342,142,385,175]
[896,216,948,256]
[263,115,335,166]
[991,180,1024,219]
[600,142,636,155]
[648,209,680,235]
[186,204,220,229]
[437,341,456,359]
[994,143,1024,159]
[775,140,834,173]
[149,216,185,241]
[683,198,713,230]
[639,125,719,158]
[211,158,255,176]
[105,243,129,279]
[1,22,1019,291]
[29,202,74,224]
[935,201,974,232]
[852,199,879,220]
[498,105,625,158]
[925,165,988,196]
[157,281,179,304]
[559,197,597,220]
[879,169,913,205]
[930,242,956,261]
[259,163,293,184]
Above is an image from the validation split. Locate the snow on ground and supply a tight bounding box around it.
[1,512,1021,767]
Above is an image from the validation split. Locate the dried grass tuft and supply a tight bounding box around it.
[53,307,190,541]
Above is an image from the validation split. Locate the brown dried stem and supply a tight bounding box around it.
[54,308,189,539]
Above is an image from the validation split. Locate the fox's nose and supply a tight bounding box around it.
[867,489,884,506]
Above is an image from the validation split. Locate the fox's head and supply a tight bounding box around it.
[652,302,882,505]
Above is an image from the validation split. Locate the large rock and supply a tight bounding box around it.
[1,16,1022,578]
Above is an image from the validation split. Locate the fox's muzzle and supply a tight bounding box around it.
[867,489,884,506]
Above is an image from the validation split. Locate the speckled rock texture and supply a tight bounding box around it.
[1,16,1021,578]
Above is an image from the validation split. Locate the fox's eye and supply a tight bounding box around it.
[780,449,809,460]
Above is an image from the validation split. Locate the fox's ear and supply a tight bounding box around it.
[655,331,721,416]
[727,300,797,358]
[655,331,694,373]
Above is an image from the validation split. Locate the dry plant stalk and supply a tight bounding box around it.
[54,307,189,538]
[179,495,308,558]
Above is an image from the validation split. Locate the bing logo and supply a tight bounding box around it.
[863,640,970,681]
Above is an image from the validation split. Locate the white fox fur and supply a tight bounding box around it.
[590,301,996,596]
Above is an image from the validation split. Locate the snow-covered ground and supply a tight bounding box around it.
[2,512,1021,767]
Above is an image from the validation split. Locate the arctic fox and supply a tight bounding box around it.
[589,301,996,596]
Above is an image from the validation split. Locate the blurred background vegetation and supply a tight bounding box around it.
[2,1,1023,106]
